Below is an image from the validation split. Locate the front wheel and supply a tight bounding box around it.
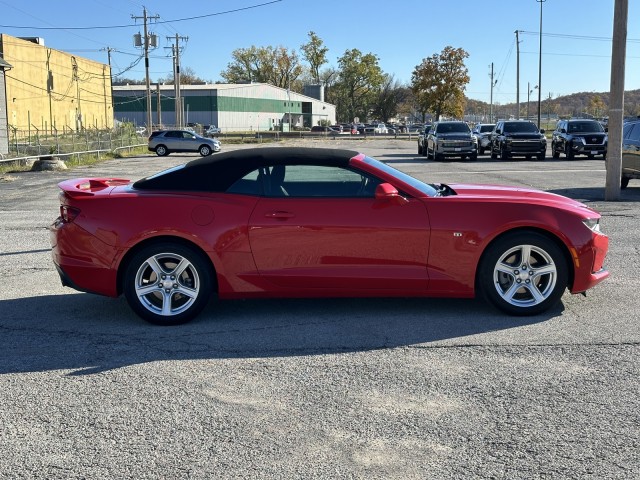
[199,145,212,156]
[123,243,213,325]
[478,232,568,316]
[155,145,169,157]
[490,144,498,159]
[621,176,630,189]
[500,144,509,160]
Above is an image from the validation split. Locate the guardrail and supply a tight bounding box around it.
[0,144,147,166]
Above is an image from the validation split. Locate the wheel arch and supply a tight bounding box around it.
[116,235,218,296]
[474,226,574,294]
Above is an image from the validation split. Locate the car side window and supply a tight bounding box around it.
[228,165,381,198]
[626,123,640,142]
[165,131,181,138]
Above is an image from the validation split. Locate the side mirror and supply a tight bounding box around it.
[561,128,567,134]
[375,183,409,205]
[539,129,545,134]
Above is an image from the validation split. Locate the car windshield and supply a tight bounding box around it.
[437,123,470,133]
[568,121,604,133]
[480,125,494,133]
[503,122,539,133]
[361,156,438,197]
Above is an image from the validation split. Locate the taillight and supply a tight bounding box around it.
[60,205,80,223]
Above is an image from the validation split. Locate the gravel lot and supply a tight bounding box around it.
[1,138,638,479]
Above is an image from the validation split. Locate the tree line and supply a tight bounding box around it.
[114,32,470,125]
[112,32,640,123]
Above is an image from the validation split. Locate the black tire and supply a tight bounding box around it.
[418,144,423,155]
[155,145,169,157]
[490,143,498,159]
[199,145,212,156]
[478,232,568,316]
[565,144,575,160]
[621,176,630,189]
[552,142,559,159]
[123,242,213,325]
[478,147,485,155]
[536,152,545,161]
[500,144,509,161]
[469,152,478,161]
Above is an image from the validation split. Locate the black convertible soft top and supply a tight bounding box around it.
[133,147,360,192]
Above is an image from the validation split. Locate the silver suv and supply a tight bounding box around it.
[148,129,221,157]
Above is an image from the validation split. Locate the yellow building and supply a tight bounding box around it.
[0,34,112,134]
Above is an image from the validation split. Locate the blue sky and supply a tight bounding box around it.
[1,0,638,106]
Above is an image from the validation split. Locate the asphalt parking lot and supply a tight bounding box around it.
[1,139,638,479]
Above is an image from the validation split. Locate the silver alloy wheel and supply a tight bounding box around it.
[134,252,200,317]
[492,244,557,307]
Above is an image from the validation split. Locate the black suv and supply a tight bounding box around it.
[551,119,607,160]
[426,121,477,161]
[621,119,640,189]
[490,120,546,160]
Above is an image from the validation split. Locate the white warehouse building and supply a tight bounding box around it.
[113,83,336,132]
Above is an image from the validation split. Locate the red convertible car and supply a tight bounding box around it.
[50,147,609,325]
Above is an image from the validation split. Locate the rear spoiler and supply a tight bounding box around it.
[58,178,131,198]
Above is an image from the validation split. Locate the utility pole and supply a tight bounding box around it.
[515,30,520,119]
[100,46,115,129]
[156,83,162,126]
[489,63,497,123]
[536,0,546,129]
[606,0,628,201]
[132,7,159,132]
[167,34,188,128]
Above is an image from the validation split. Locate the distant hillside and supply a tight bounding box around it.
[466,89,640,120]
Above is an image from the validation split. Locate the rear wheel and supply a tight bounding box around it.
[621,176,630,189]
[478,232,568,316]
[123,243,213,325]
[155,145,169,157]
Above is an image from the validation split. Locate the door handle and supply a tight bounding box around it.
[265,211,295,219]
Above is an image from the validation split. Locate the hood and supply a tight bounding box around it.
[503,132,544,139]
[436,133,472,139]
[446,183,595,212]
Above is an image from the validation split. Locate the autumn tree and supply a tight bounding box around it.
[300,31,328,84]
[220,46,303,88]
[370,75,409,122]
[333,49,385,122]
[157,66,207,85]
[589,94,607,118]
[412,46,470,120]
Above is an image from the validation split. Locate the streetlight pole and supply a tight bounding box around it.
[536,0,546,129]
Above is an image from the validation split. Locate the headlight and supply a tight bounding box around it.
[583,218,601,233]
[572,137,585,145]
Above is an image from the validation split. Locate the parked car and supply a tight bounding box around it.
[204,125,222,137]
[50,147,609,324]
[426,121,478,161]
[472,124,496,154]
[490,120,546,160]
[310,126,340,135]
[417,124,433,156]
[135,126,147,135]
[148,129,221,157]
[621,118,640,189]
[551,119,608,160]
[373,123,388,134]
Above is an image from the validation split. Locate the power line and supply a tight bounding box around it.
[0,1,283,30]
[519,30,640,43]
